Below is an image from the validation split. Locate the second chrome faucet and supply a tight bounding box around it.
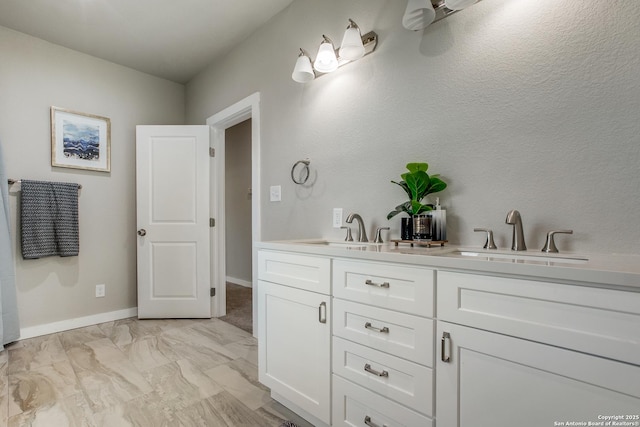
[506,209,526,251]
[478,210,572,253]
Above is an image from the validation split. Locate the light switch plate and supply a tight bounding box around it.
[332,208,343,228]
[270,185,282,202]
[95,284,105,298]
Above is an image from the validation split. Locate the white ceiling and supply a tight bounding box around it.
[0,0,294,83]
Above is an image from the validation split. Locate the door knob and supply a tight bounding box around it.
[137,229,147,236]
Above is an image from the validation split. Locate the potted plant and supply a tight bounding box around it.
[387,162,447,240]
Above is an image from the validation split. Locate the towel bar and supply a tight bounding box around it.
[8,178,82,190]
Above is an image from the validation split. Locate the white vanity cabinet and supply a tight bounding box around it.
[256,242,640,427]
[331,259,436,427]
[257,250,332,426]
[436,271,640,427]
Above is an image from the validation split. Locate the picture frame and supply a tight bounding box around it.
[51,106,111,172]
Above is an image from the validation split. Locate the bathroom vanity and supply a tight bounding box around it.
[256,240,640,427]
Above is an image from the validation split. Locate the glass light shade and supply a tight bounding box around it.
[339,26,365,61]
[314,39,339,73]
[291,53,315,83]
[444,0,477,11]
[402,0,435,31]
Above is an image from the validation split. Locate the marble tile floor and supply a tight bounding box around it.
[0,317,314,427]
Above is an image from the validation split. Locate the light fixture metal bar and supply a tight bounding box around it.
[314,30,378,77]
[431,0,483,23]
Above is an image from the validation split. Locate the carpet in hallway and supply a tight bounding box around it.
[219,282,252,334]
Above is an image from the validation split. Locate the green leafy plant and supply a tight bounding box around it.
[387,162,447,220]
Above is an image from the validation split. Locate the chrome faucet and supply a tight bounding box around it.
[505,209,527,251]
[345,213,368,242]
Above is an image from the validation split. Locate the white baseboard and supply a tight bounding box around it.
[226,276,252,288]
[19,307,138,340]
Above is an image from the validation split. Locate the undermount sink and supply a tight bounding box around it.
[304,240,381,246]
[436,248,589,264]
[295,240,383,250]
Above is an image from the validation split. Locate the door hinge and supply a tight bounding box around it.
[210,288,216,297]
[209,147,215,157]
[210,218,215,227]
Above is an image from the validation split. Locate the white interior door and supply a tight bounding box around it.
[136,125,211,318]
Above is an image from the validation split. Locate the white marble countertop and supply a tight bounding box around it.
[256,239,640,291]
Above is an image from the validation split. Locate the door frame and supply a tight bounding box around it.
[206,92,261,335]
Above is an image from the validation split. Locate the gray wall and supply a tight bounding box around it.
[2,0,639,331]
[225,120,253,285]
[186,0,640,255]
[0,26,185,328]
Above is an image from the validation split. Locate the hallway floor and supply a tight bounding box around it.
[219,283,253,334]
[0,317,312,426]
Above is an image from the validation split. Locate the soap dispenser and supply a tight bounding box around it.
[431,198,447,241]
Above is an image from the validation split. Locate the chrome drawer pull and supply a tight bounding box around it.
[318,302,327,324]
[364,322,389,333]
[365,279,390,288]
[364,415,388,427]
[441,331,451,363]
[364,363,389,378]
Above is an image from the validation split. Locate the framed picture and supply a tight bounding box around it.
[51,106,111,172]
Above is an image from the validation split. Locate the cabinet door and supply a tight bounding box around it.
[436,321,640,427]
[258,280,331,424]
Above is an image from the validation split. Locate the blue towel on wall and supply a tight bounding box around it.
[20,180,80,259]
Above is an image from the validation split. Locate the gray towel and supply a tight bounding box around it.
[20,180,80,259]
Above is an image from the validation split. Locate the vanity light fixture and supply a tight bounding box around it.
[443,0,478,11]
[291,19,378,84]
[291,49,315,83]
[402,0,482,31]
[314,35,339,73]
[339,19,365,61]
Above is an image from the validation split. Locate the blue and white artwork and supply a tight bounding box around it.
[52,107,110,172]
[62,120,100,161]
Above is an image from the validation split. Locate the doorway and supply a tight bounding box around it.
[219,119,253,334]
[207,92,261,337]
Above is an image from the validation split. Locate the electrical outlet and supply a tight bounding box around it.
[95,284,105,298]
[270,185,282,202]
[332,208,343,228]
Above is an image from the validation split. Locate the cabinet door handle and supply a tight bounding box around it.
[364,415,388,427]
[364,322,389,333]
[364,363,389,378]
[441,331,451,363]
[318,302,327,324]
[365,279,390,288]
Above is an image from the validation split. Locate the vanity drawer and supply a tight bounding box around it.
[438,271,640,365]
[332,375,434,427]
[257,250,330,294]
[333,259,434,317]
[332,337,433,416]
[333,298,434,366]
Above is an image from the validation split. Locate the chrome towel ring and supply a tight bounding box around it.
[291,159,310,185]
